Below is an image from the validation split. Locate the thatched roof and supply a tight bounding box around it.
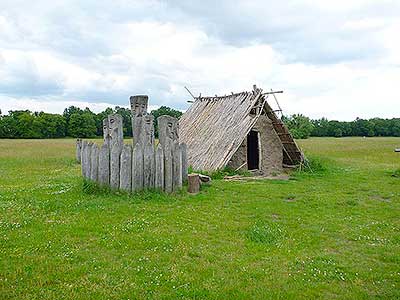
[179,87,302,171]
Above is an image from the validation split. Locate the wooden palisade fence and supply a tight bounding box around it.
[76,95,188,193]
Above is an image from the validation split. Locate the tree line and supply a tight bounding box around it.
[0,106,398,139]
[0,106,182,139]
[283,114,400,139]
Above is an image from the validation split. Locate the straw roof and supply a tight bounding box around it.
[179,87,302,171]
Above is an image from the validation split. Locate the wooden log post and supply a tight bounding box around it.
[164,144,173,193]
[180,143,188,183]
[187,174,200,194]
[90,143,99,181]
[76,139,82,163]
[120,144,132,192]
[110,144,122,190]
[143,143,155,189]
[98,143,110,186]
[86,142,93,179]
[172,141,182,191]
[132,144,144,192]
[81,140,88,177]
[155,144,164,190]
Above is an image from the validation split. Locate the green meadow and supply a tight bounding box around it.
[0,137,399,299]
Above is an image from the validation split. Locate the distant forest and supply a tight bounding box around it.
[0,106,182,139]
[0,106,399,139]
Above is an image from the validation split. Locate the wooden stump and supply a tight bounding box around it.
[187,174,200,194]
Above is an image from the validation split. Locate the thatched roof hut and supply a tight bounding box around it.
[179,86,303,173]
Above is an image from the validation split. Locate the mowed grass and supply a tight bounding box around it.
[0,137,399,299]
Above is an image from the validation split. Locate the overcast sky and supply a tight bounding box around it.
[0,0,399,120]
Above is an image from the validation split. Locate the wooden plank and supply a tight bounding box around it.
[164,144,173,193]
[143,143,155,189]
[98,143,110,186]
[110,144,122,190]
[119,144,132,192]
[155,144,164,190]
[132,144,144,192]
[90,143,99,182]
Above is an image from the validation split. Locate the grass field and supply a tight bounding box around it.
[0,137,399,299]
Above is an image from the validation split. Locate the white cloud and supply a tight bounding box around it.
[0,0,399,120]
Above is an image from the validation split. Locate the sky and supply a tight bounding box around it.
[0,0,399,120]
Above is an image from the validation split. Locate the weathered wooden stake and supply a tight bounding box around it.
[76,139,82,163]
[143,143,155,189]
[98,143,110,186]
[187,174,200,194]
[172,141,182,191]
[180,143,188,183]
[81,140,88,177]
[90,143,99,181]
[164,144,173,193]
[86,142,93,179]
[119,144,132,192]
[110,144,122,190]
[132,144,144,192]
[155,144,164,190]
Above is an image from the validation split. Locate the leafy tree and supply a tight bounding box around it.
[35,112,66,138]
[283,114,314,139]
[68,113,97,138]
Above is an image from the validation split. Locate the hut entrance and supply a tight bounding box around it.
[247,130,259,170]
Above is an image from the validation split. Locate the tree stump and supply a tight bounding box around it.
[187,174,200,194]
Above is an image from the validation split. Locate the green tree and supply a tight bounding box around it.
[35,112,66,138]
[283,114,314,139]
[68,113,97,138]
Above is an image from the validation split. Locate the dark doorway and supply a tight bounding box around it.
[247,130,259,170]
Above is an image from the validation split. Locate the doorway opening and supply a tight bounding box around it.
[247,130,259,170]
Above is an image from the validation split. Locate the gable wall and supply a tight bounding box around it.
[227,115,283,174]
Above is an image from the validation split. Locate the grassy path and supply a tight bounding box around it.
[0,137,399,299]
